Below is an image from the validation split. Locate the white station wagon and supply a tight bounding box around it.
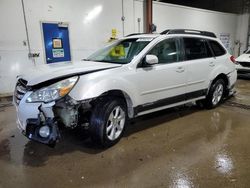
[14,29,237,147]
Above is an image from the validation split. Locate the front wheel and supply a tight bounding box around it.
[89,97,127,147]
[202,79,226,109]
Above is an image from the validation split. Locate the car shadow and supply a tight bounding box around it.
[20,103,201,167]
[124,104,198,137]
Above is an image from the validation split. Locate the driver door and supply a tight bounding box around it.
[130,38,187,113]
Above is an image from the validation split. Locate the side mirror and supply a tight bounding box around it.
[145,55,158,65]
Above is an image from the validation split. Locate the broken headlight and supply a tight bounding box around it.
[26,76,78,103]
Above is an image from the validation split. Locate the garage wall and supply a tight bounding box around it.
[0,0,30,96]
[0,0,247,95]
[235,13,250,56]
[0,0,135,95]
[154,2,238,53]
[24,0,134,65]
[135,1,238,54]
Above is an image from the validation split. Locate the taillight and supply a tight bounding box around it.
[230,56,237,64]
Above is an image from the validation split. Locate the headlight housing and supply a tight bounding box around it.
[26,76,78,103]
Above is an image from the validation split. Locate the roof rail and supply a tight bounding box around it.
[160,29,217,38]
[126,33,147,37]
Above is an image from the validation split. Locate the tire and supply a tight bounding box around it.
[89,97,127,147]
[203,79,226,109]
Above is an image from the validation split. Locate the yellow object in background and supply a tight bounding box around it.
[112,29,117,38]
[109,45,125,57]
[108,28,118,42]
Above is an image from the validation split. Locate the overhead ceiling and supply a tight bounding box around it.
[154,0,250,14]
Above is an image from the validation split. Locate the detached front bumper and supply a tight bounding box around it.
[15,92,60,147]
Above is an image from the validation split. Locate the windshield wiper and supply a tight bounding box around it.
[92,60,119,64]
[81,58,90,61]
[83,59,126,64]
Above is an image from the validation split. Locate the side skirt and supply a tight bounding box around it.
[134,89,207,117]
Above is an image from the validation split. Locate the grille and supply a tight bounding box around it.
[14,79,28,105]
[238,61,250,68]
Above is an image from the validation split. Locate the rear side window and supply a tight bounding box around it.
[209,40,226,56]
[183,38,213,60]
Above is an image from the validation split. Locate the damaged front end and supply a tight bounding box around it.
[18,96,93,147]
[54,96,92,130]
[24,105,60,147]
[14,76,92,147]
[30,98,94,147]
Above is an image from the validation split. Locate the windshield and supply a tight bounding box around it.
[86,38,152,64]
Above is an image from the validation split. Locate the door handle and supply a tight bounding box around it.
[209,62,215,67]
[176,66,185,73]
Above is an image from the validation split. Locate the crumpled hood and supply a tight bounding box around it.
[19,61,121,86]
[236,54,250,62]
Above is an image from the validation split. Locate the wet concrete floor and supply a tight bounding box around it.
[1,79,250,188]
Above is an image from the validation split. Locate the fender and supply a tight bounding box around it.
[68,68,140,108]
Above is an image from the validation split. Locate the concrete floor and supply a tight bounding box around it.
[1,79,250,188]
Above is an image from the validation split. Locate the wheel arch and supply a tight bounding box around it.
[212,73,229,86]
[98,90,134,118]
[208,73,229,95]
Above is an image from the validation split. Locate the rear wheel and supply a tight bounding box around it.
[202,79,226,109]
[89,97,127,147]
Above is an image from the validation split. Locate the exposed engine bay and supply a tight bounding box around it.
[53,96,92,129]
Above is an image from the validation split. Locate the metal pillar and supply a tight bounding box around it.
[145,0,153,33]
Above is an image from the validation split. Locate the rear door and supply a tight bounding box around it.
[181,37,214,99]
[208,40,229,69]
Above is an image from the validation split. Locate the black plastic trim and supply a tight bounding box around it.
[134,89,207,115]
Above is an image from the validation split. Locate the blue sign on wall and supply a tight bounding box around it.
[42,22,71,64]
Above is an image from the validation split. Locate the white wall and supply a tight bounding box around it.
[24,0,131,66]
[0,0,30,96]
[235,13,250,56]
[134,0,145,33]
[0,0,135,95]
[135,1,238,54]
[0,0,245,95]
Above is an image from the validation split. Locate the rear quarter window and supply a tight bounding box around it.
[209,40,226,56]
[183,37,213,60]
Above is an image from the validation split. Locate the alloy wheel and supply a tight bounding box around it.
[106,106,126,141]
[212,83,224,106]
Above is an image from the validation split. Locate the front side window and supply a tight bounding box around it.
[209,40,226,56]
[183,38,213,60]
[147,38,180,64]
[86,38,152,64]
